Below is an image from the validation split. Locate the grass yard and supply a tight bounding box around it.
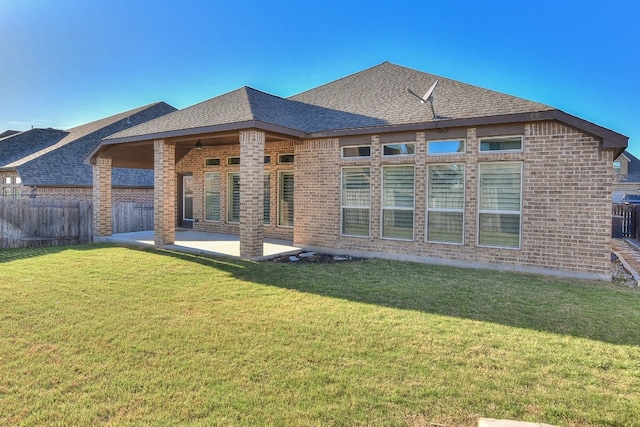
[1,244,640,426]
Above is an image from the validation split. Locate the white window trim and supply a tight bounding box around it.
[426,163,465,245]
[427,139,466,156]
[278,153,295,164]
[340,166,371,238]
[341,145,371,159]
[380,165,415,241]
[476,161,523,250]
[382,142,416,157]
[277,170,294,228]
[478,135,524,153]
[227,172,240,224]
[204,172,221,222]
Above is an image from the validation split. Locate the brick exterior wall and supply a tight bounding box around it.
[176,139,296,241]
[294,121,614,280]
[93,156,112,236]
[239,130,265,257]
[154,140,176,246]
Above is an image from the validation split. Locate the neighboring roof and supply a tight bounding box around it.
[619,151,640,183]
[0,130,20,139]
[92,61,628,156]
[3,102,176,187]
[0,128,67,167]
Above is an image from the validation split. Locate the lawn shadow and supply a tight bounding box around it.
[17,242,638,347]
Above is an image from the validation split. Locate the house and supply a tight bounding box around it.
[0,102,176,201]
[86,62,628,280]
[613,151,640,203]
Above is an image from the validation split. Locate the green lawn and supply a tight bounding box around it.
[1,244,640,426]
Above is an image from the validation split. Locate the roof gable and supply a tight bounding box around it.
[14,102,175,187]
[289,62,554,127]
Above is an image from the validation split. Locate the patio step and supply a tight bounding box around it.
[479,418,557,427]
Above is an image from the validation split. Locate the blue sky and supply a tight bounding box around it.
[1,1,638,153]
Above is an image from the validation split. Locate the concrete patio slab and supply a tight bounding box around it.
[96,230,301,259]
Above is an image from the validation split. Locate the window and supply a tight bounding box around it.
[15,177,21,184]
[427,164,465,244]
[264,173,271,225]
[264,156,271,164]
[204,173,221,221]
[478,162,522,248]
[3,188,11,197]
[479,136,523,152]
[278,171,294,227]
[613,161,622,174]
[205,158,220,166]
[4,177,10,184]
[341,167,370,236]
[428,140,465,155]
[382,166,414,239]
[14,188,21,198]
[342,146,371,158]
[227,157,240,165]
[228,172,240,223]
[383,143,415,156]
[278,154,294,164]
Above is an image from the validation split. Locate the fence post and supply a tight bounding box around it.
[78,201,93,243]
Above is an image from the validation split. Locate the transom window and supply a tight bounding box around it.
[205,158,220,166]
[479,136,523,152]
[478,162,523,248]
[382,143,415,156]
[278,154,295,164]
[227,157,240,165]
[341,167,370,237]
[342,146,371,158]
[382,166,415,240]
[427,164,465,244]
[427,139,465,155]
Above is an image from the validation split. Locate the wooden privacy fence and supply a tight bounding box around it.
[612,203,639,240]
[0,199,154,249]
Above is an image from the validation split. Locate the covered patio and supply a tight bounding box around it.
[96,230,301,260]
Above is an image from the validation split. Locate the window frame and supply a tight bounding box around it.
[477,162,523,249]
[381,165,415,241]
[382,142,416,157]
[227,157,240,166]
[478,135,523,153]
[278,170,294,228]
[263,172,271,225]
[341,145,371,159]
[204,172,221,222]
[341,166,371,237]
[278,153,295,164]
[426,163,466,245]
[427,139,466,155]
[204,158,221,167]
[227,172,240,223]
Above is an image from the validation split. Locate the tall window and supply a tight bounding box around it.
[228,172,240,223]
[478,162,522,248]
[342,167,370,236]
[204,172,220,221]
[264,173,271,225]
[382,166,414,240]
[278,171,294,227]
[427,164,465,244]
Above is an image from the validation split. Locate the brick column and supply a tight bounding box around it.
[239,130,264,258]
[92,155,112,238]
[153,139,176,246]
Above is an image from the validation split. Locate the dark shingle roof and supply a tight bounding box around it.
[104,62,554,143]
[11,102,176,187]
[0,128,67,167]
[621,151,640,183]
[0,130,20,139]
[289,61,554,128]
